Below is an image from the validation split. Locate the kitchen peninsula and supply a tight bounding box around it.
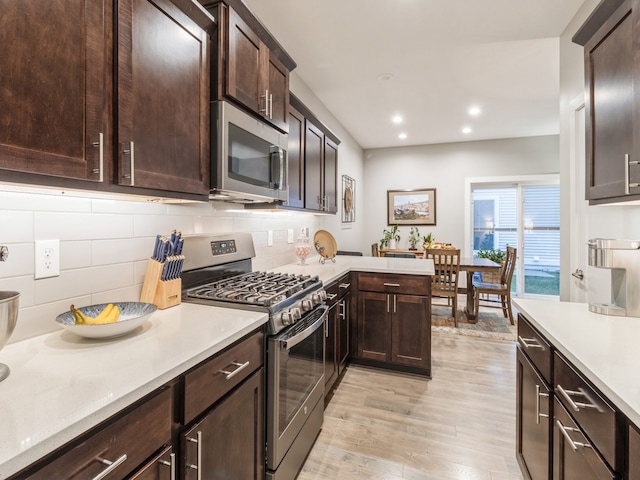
[0,255,433,479]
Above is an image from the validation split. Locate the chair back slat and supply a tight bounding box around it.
[426,249,460,293]
[501,246,517,286]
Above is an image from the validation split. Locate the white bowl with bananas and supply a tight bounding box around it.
[56,302,157,339]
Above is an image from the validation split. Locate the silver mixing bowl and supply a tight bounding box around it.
[0,291,20,382]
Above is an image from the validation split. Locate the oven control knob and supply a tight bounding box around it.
[301,299,313,312]
[281,311,293,325]
[291,307,302,320]
[312,293,321,306]
[318,290,327,301]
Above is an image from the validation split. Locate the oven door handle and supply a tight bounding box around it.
[282,305,328,350]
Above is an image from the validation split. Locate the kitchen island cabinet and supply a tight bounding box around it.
[355,272,431,376]
[0,0,212,200]
[573,0,640,204]
[324,272,352,400]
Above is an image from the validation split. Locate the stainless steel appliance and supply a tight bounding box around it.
[210,100,288,203]
[181,233,326,480]
[587,238,640,316]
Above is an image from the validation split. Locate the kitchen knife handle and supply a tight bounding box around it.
[91,454,127,480]
[91,132,104,182]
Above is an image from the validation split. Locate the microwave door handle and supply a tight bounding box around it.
[278,147,285,190]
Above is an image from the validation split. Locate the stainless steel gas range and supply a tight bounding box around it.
[181,233,326,480]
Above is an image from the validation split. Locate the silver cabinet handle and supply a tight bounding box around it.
[91,132,104,182]
[625,153,640,194]
[187,431,202,480]
[123,141,135,186]
[571,269,584,280]
[339,300,346,320]
[218,360,250,380]
[326,293,338,300]
[387,294,390,313]
[556,384,600,412]
[518,336,543,349]
[383,283,401,287]
[268,92,273,119]
[556,420,592,451]
[339,283,351,289]
[393,294,397,313]
[92,454,127,480]
[159,452,176,480]
[535,384,549,425]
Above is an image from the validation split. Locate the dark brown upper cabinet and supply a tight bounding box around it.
[286,104,305,208]
[574,0,640,204]
[0,0,212,200]
[205,1,295,133]
[117,0,211,195]
[0,0,109,182]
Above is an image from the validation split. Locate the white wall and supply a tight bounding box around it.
[559,0,640,300]
[0,75,364,344]
[362,135,559,255]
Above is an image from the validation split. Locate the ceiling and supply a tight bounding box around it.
[241,0,586,149]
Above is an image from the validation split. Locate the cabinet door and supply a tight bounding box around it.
[584,1,639,200]
[117,0,209,195]
[630,424,640,480]
[304,119,324,211]
[516,348,552,480]
[286,104,305,208]
[324,301,338,397]
[323,137,338,213]
[183,369,264,480]
[553,399,615,480]
[338,291,351,373]
[391,294,430,369]
[267,51,289,131]
[358,291,391,362]
[0,0,107,182]
[226,7,262,113]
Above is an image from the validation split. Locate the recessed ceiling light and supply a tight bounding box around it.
[392,115,403,124]
[462,127,472,134]
[398,133,407,139]
[468,106,481,116]
[377,73,394,81]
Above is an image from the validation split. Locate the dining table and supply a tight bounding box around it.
[378,249,501,322]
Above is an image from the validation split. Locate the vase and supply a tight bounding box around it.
[389,239,396,250]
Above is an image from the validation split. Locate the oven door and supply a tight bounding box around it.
[267,304,327,471]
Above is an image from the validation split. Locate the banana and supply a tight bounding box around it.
[70,304,91,325]
[92,304,120,325]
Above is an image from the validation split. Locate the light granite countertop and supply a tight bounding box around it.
[513,298,640,427]
[0,254,434,479]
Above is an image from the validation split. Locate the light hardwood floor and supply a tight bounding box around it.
[298,332,524,480]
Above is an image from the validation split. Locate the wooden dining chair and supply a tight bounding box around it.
[371,243,380,257]
[472,246,517,325]
[425,248,461,327]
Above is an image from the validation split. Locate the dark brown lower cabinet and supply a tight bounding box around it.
[324,296,339,398]
[516,347,552,480]
[553,398,615,480]
[182,368,264,480]
[630,424,640,480]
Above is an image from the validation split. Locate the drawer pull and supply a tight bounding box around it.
[219,360,250,380]
[535,384,549,424]
[518,336,543,349]
[557,384,602,412]
[326,293,338,300]
[339,300,346,319]
[92,454,127,480]
[158,452,176,480]
[339,282,351,289]
[187,431,202,480]
[556,420,592,451]
[383,283,400,287]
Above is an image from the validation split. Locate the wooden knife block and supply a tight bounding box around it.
[140,259,181,309]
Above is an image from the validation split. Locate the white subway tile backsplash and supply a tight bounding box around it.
[0,243,33,278]
[34,212,135,240]
[195,215,234,234]
[0,211,34,242]
[91,198,169,215]
[0,275,35,307]
[60,241,92,270]
[91,237,153,266]
[133,214,194,238]
[0,189,91,212]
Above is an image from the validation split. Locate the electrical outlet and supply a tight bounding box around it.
[35,239,60,279]
[268,230,273,247]
[287,229,294,243]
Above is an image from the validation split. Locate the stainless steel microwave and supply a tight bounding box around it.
[210,100,288,203]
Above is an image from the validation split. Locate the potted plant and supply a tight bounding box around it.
[380,225,400,249]
[408,227,421,250]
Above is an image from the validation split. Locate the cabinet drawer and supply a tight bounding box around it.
[554,351,621,472]
[337,273,352,299]
[24,386,172,480]
[517,314,552,385]
[325,279,340,307]
[184,329,264,424]
[358,272,429,296]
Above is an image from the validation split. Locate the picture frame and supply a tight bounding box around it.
[387,188,436,226]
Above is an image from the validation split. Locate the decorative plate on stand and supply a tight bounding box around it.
[313,230,337,263]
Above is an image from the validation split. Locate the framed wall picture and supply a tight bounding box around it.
[387,188,436,225]
[342,175,355,223]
